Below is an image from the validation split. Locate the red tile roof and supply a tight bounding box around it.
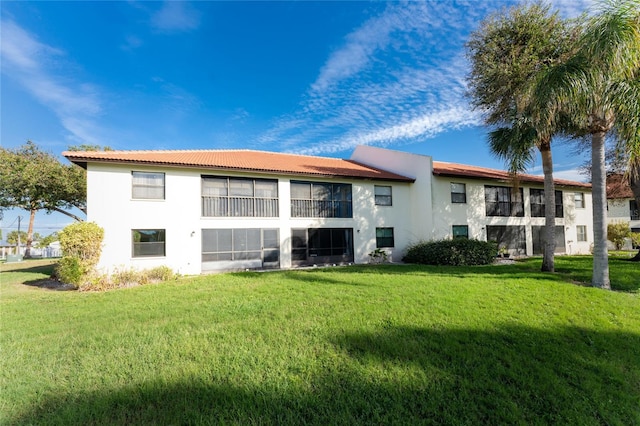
[606,174,634,199]
[63,149,415,182]
[432,161,592,189]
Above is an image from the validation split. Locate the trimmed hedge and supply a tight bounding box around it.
[402,239,498,266]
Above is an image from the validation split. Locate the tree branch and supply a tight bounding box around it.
[50,207,85,222]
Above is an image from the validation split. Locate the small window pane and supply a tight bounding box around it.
[577,225,587,242]
[451,183,466,203]
[132,229,165,257]
[255,180,278,198]
[263,229,279,249]
[132,172,165,200]
[202,178,228,196]
[452,225,469,239]
[291,182,311,199]
[574,192,585,208]
[229,179,253,197]
[376,227,394,248]
[313,184,332,200]
[375,185,392,206]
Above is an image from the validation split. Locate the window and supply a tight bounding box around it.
[201,228,279,264]
[577,225,588,242]
[531,226,566,254]
[451,183,466,203]
[485,186,524,217]
[452,225,469,239]
[530,189,564,218]
[374,185,392,206]
[486,225,526,254]
[132,172,165,199]
[291,182,352,218]
[376,227,395,248]
[202,176,278,217]
[132,229,165,257]
[291,228,354,264]
[631,200,639,220]
[575,192,585,209]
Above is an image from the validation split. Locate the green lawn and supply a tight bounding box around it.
[1,256,638,425]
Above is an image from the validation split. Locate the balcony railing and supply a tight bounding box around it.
[202,196,278,217]
[632,209,639,221]
[291,199,353,218]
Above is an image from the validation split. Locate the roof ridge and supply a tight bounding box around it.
[64,148,351,162]
[433,160,588,185]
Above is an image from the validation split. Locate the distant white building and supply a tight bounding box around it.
[606,174,639,250]
[64,145,593,275]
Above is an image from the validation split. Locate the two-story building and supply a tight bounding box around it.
[63,145,593,275]
[606,174,639,249]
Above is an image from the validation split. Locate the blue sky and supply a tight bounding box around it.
[1,0,593,235]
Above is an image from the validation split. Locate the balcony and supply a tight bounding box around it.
[291,199,352,218]
[202,196,278,217]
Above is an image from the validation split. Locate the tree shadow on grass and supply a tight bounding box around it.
[8,325,639,425]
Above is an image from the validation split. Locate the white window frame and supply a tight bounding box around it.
[132,171,165,200]
[576,225,588,242]
[374,185,393,206]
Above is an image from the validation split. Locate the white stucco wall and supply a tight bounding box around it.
[86,162,415,275]
[428,176,594,256]
[351,145,434,246]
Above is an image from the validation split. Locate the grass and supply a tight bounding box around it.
[1,256,639,425]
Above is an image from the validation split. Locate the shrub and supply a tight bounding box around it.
[368,248,388,264]
[403,239,498,266]
[607,221,631,250]
[77,266,177,292]
[111,268,146,288]
[145,265,176,282]
[55,222,104,287]
[54,256,85,286]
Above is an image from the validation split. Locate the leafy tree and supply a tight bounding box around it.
[35,232,58,249]
[466,1,575,272]
[535,0,640,288]
[6,231,28,246]
[0,141,87,257]
[607,221,631,250]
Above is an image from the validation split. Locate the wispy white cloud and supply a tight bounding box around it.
[258,2,493,155]
[0,20,104,145]
[150,1,201,33]
[551,0,596,18]
[550,168,588,182]
[258,0,594,156]
[299,106,482,156]
[151,76,201,116]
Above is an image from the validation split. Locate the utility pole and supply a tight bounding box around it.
[17,216,22,256]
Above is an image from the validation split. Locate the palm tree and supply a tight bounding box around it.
[467,1,575,272]
[488,119,558,271]
[535,0,640,288]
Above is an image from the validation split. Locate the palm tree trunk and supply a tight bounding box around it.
[540,140,555,272]
[630,166,640,261]
[591,132,611,288]
[25,208,36,259]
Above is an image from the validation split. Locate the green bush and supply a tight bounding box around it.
[607,221,631,250]
[403,239,498,266]
[55,222,104,286]
[54,256,85,286]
